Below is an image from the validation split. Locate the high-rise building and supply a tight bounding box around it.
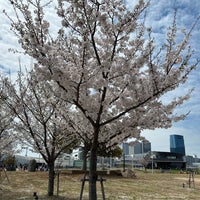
[170,134,185,155]
[122,143,129,155]
[129,140,151,155]
[133,142,143,154]
[143,141,151,153]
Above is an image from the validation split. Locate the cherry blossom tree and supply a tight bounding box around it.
[1,70,78,196]
[0,110,15,157]
[5,0,199,199]
[0,80,16,157]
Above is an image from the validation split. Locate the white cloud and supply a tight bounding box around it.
[0,0,59,76]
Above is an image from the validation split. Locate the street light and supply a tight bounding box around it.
[150,152,156,174]
[123,153,125,172]
[22,146,29,157]
[22,146,35,157]
[131,154,134,169]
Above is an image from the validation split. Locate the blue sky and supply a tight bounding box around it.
[140,0,200,157]
[0,0,200,157]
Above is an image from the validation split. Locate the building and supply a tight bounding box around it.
[143,141,151,154]
[122,143,129,155]
[145,151,186,170]
[170,134,185,155]
[129,140,151,155]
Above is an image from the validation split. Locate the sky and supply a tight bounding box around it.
[0,0,200,157]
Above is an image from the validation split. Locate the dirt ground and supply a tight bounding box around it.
[1,169,200,199]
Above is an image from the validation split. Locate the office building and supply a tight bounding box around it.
[145,151,186,170]
[122,143,129,155]
[170,134,185,156]
[129,140,151,155]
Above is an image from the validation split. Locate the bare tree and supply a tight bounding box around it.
[1,70,78,196]
[5,0,199,199]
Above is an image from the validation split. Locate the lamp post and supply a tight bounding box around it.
[131,154,134,169]
[22,146,29,157]
[123,153,125,172]
[150,152,155,174]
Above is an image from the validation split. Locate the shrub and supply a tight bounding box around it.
[28,159,37,172]
[3,155,16,171]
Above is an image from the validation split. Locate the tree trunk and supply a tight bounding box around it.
[82,147,88,172]
[48,161,55,196]
[89,128,99,200]
[89,146,98,200]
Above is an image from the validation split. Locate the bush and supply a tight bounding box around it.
[28,159,37,172]
[3,155,16,171]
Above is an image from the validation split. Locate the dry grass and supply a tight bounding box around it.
[1,169,200,199]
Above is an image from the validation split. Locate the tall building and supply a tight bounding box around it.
[122,143,129,155]
[129,140,151,155]
[143,141,151,153]
[170,134,185,155]
[133,141,142,154]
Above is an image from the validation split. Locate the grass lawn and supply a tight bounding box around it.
[1,169,200,199]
